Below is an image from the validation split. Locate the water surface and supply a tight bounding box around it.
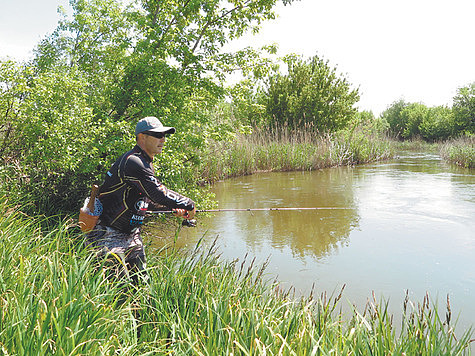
[149,151,475,335]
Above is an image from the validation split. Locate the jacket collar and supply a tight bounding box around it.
[134,144,153,163]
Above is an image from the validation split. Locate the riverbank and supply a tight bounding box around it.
[0,197,472,354]
[197,127,394,184]
[196,128,474,187]
[385,135,474,169]
[440,135,475,168]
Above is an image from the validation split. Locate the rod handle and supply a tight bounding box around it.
[87,184,99,212]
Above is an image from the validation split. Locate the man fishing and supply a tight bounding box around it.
[86,116,196,284]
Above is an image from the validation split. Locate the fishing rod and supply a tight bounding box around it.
[147,207,351,227]
[147,207,351,214]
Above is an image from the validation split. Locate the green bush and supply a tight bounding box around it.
[440,135,475,168]
[262,54,360,131]
[380,99,410,139]
[453,82,475,134]
[419,106,455,141]
[382,100,461,142]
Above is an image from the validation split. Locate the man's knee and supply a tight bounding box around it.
[127,255,148,285]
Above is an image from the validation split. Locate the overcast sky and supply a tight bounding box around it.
[1,0,474,115]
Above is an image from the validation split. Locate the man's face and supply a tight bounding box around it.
[141,132,166,158]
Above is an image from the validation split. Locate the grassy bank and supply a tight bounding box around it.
[385,135,474,169]
[440,135,475,168]
[198,127,393,183]
[0,197,472,354]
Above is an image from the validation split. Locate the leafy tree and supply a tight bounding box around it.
[401,102,428,139]
[0,61,30,161]
[2,0,297,213]
[453,82,475,134]
[349,110,389,136]
[262,54,360,131]
[227,79,268,127]
[380,99,410,139]
[419,106,455,141]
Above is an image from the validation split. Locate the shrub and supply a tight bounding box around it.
[453,82,475,134]
[262,54,360,132]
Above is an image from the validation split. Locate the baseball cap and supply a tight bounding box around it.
[135,116,176,136]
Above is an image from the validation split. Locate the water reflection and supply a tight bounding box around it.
[183,169,360,261]
[146,151,475,340]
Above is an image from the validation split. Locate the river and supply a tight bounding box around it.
[148,150,475,337]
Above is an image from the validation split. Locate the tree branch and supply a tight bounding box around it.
[156,0,192,46]
[190,0,253,55]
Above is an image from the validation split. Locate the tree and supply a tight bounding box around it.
[419,106,455,141]
[401,102,428,139]
[453,82,475,134]
[262,54,360,131]
[2,0,297,213]
[380,99,410,139]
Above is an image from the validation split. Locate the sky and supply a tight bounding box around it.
[1,0,474,115]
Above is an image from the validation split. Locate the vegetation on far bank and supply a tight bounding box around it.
[0,197,472,355]
[440,135,475,168]
[198,125,393,184]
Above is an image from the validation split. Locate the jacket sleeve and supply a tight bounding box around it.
[123,155,195,211]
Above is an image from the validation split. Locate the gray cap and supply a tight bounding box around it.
[135,116,176,136]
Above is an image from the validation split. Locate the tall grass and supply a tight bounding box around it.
[198,127,393,183]
[0,196,472,354]
[387,137,440,152]
[0,200,136,354]
[440,135,475,168]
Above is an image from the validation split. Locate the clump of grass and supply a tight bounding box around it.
[440,135,475,168]
[388,137,439,151]
[1,197,472,354]
[0,198,137,354]
[198,127,393,183]
[135,242,473,354]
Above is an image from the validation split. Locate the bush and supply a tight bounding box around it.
[382,100,459,142]
[440,135,475,168]
[453,82,475,134]
[262,54,360,131]
[419,106,455,141]
[380,99,410,139]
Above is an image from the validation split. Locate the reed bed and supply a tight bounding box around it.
[198,127,393,183]
[440,135,475,168]
[0,197,472,355]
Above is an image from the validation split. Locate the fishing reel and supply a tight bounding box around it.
[182,219,197,227]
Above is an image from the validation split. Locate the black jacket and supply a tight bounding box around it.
[98,145,195,232]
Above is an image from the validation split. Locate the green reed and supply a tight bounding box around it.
[0,196,472,355]
[198,127,393,183]
[440,135,475,168]
[0,200,137,355]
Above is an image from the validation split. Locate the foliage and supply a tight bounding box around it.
[401,102,427,139]
[227,79,268,127]
[383,84,475,142]
[380,99,410,139]
[1,0,296,214]
[261,54,360,131]
[440,135,475,168]
[198,128,393,182]
[349,110,389,136]
[382,100,460,142]
[0,61,134,213]
[453,82,475,134]
[419,105,455,141]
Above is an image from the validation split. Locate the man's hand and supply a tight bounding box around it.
[173,207,196,219]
